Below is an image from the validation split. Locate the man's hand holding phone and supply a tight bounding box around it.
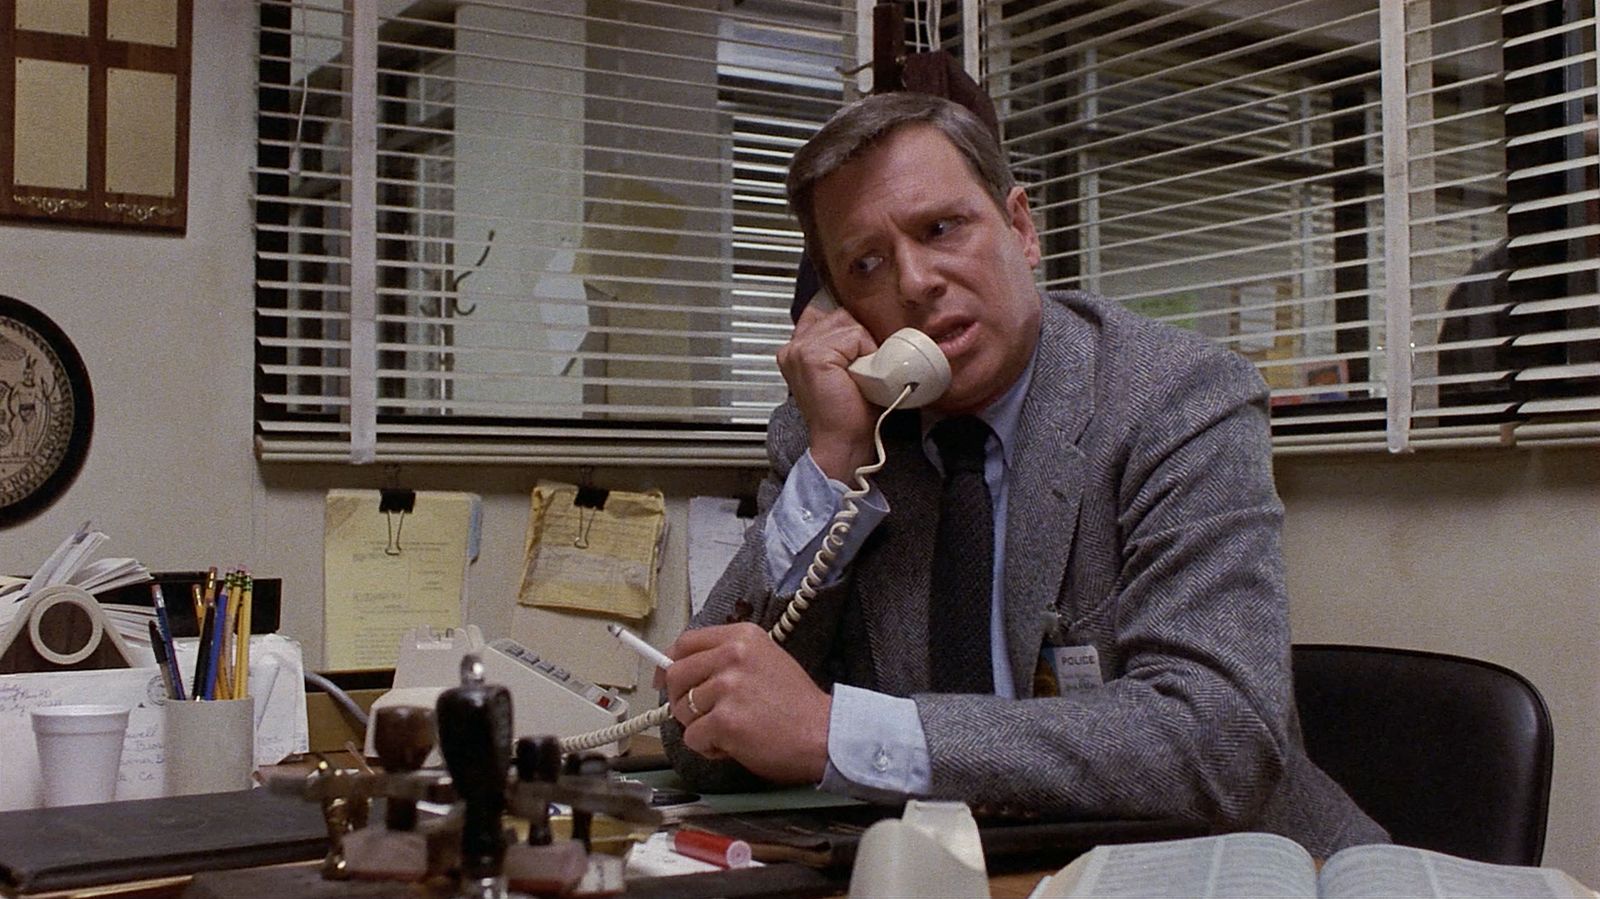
[775,293,883,481]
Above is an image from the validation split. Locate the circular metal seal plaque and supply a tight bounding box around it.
[0,296,93,526]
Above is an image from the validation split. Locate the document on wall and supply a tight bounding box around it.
[517,481,665,621]
[323,490,481,670]
[687,496,755,617]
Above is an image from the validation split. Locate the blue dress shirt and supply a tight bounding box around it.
[763,352,1037,798]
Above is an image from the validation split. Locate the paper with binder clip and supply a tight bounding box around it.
[322,489,481,670]
[516,481,666,621]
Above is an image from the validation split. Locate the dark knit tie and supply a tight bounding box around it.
[929,416,995,694]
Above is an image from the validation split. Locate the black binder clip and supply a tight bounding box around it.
[573,486,609,511]
[380,488,416,556]
[571,473,608,550]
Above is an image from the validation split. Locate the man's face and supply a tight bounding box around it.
[812,123,1043,415]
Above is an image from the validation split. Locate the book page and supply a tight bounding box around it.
[1321,845,1592,899]
[1036,833,1318,899]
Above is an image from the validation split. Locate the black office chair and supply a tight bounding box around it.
[1291,644,1554,866]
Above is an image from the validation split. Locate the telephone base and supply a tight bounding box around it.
[368,627,630,759]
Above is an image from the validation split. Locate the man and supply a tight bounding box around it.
[660,92,1387,857]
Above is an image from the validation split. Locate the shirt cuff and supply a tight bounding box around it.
[765,451,888,594]
[819,684,932,800]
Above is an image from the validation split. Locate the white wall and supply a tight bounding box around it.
[0,3,1594,883]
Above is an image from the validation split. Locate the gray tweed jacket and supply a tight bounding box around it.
[664,291,1389,858]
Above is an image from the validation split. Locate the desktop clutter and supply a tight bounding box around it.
[1,527,306,811]
[270,651,661,897]
[2,517,992,898]
[268,646,995,899]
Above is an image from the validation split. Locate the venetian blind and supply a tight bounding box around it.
[981,0,1598,451]
[254,0,853,464]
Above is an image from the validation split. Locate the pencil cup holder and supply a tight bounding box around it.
[164,698,255,796]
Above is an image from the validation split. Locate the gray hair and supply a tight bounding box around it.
[786,93,1014,295]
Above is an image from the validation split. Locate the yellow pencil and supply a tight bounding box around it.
[226,572,245,699]
[190,583,204,633]
[215,573,235,700]
[234,575,253,698]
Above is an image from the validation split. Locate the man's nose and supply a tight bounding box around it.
[895,244,945,308]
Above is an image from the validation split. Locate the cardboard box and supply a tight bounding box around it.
[304,686,386,754]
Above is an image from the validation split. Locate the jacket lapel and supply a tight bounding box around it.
[1001,298,1096,696]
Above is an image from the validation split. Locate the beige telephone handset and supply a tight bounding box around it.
[810,287,952,408]
[559,287,951,754]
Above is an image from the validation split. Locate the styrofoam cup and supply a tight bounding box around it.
[30,704,131,807]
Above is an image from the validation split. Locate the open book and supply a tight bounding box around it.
[0,524,153,644]
[1031,833,1596,899]
[0,524,152,602]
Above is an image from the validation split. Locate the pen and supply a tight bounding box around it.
[193,602,215,700]
[190,583,204,634]
[217,572,240,699]
[206,586,230,700]
[151,584,186,701]
[148,619,178,701]
[201,567,217,620]
[673,829,752,868]
[606,623,673,670]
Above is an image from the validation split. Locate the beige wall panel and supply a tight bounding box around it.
[107,0,179,47]
[105,68,177,197]
[15,0,88,36]
[13,59,88,191]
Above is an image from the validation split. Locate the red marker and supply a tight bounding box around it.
[672,829,752,868]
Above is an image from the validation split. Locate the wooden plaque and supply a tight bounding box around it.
[0,0,191,232]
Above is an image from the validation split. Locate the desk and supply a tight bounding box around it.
[126,861,1060,899]
[2,747,1187,899]
[6,854,1054,899]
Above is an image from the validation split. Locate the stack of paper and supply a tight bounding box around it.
[0,522,153,641]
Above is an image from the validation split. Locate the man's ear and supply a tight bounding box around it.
[1005,186,1042,268]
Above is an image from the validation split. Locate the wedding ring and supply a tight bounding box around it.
[687,687,703,718]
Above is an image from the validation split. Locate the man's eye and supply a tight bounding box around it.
[850,255,883,275]
[928,217,962,238]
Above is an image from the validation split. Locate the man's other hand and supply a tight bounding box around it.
[659,622,831,784]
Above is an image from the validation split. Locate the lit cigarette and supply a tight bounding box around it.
[673,829,752,868]
[607,623,673,670]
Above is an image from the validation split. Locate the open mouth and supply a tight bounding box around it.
[927,320,974,356]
